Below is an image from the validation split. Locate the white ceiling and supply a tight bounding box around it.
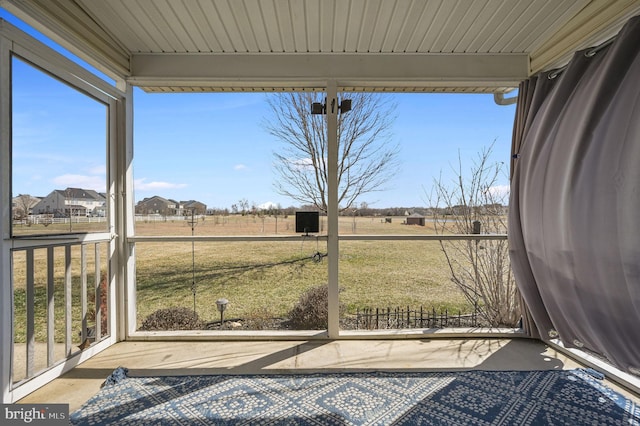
[3,0,640,92]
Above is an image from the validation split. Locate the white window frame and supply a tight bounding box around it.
[0,20,127,403]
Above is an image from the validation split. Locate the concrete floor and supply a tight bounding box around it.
[17,338,640,413]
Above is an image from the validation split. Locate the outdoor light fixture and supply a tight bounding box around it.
[339,99,351,113]
[311,102,325,114]
[310,98,352,114]
[215,298,229,325]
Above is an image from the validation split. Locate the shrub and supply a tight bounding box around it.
[429,144,520,327]
[244,306,278,330]
[287,284,343,330]
[140,306,203,331]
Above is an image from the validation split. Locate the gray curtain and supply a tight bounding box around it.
[509,15,640,374]
[510,73,560,339]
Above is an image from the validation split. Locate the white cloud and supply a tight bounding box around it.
[487,184,510,199]
[86,164,106,175]
[259,201,278,210]
[134,178,188,190]
[52,174,105,191]
[234,164,247,171]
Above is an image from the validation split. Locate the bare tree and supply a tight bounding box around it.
[14,194,38,223]
[428,143,520,327]
[238,198,249,216]
[265,92,399,212]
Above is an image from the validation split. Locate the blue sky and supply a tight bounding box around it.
[133,90,515,209]
[6,9,516,210]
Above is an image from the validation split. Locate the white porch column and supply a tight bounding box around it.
[114,82,136,340]
[0,34,12,404]
[326,81,340,338]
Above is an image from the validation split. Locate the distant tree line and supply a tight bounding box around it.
[204,202,506,218]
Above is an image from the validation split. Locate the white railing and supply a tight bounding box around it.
[11,236,110,388]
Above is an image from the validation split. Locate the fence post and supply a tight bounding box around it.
[375,308,379,330]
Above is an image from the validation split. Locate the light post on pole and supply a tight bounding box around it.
[215,298,229,326]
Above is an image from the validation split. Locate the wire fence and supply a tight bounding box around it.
[349,303,480,330]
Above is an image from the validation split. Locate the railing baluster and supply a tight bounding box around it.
[65,245,72,355]
[26,249,35,379]
[10,236,111,389]
[95,243,101,340]
[81,245,87,344]
[47,247,55,367]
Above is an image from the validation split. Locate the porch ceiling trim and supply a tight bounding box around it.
[129,52,528,93]
[3,0,640,91]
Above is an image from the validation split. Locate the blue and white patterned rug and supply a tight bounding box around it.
[70,368,639,425]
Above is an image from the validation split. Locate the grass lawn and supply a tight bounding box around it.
[133,215,470,327]
[12,214,473,339]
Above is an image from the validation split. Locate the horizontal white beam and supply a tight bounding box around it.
[125,327,525,341]
[129,53,528,90]
[10,233,112,249]
[128,234,507,243]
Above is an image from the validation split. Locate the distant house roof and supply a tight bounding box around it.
[138,195,171,203]
[138,196,166,203]
[408,213,424,218]
[55,187,105,201]
[182,200,205,207]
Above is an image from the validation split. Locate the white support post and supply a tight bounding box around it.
[109,94,121,342]
[0,34,13,403]
[106,82,130,344]
[326,81,340,338]
[116,84,136,340]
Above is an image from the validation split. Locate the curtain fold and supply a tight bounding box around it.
[510,74,560,338]
[509,15,640,373]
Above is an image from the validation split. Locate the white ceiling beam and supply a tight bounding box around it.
[129,52,528,89]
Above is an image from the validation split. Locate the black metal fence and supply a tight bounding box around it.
[348,304,480,330]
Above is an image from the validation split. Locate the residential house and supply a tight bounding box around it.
[181,200,207,215]
[135,196,182,216]
[32,188,106,217]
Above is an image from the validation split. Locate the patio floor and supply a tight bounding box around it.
[17,338,640,413]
